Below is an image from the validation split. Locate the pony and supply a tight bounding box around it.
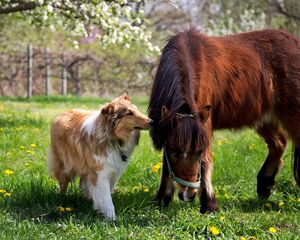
[148,29,300,213]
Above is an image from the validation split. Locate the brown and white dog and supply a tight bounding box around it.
[48,94,152,220]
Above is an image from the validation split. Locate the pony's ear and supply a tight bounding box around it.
[161,106,171,120]
[102,103,115,115]
[199,105,211,123]
[118,93,131,101]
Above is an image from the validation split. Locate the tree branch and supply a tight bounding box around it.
[272,0,300,21]
[0,1,39,14]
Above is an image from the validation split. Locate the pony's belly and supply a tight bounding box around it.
[214,110,277,130]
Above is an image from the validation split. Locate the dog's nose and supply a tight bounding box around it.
[149,119,154,126]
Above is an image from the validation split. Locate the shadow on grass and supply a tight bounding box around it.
[3,177,298,226]
[1,177,181,226]
[219,178,300,213]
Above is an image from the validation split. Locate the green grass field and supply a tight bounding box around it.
[0,96,299,239]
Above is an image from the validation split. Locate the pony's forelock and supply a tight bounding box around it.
[148,30,201,150]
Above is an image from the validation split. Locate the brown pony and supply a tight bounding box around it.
[148,29,300,213]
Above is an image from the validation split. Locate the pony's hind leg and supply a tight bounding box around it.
[256,124,287,199]
[279,115,300,187]
[293,144,300,187]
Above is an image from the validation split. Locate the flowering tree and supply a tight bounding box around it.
[0,0,159,54]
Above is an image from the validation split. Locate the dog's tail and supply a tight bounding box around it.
[293,147,300,187]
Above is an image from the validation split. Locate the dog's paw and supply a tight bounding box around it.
[96,208,117,221]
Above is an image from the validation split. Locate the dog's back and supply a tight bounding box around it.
[48,109,97,192]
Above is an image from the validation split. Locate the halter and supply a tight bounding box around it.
[164,148,201,189]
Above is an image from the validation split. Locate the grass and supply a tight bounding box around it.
[0,96,300,239]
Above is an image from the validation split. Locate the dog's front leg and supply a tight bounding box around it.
[88,173,116,221]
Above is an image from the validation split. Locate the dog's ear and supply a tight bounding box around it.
[161,106,171,120]
[199,105,211,123]
[102,103,115,115]
[119,93,131,102]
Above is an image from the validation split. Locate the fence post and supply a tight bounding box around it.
[75,63,81,98]
[61,54,67,95]
[27,44,32,98]
[45,48,51,96]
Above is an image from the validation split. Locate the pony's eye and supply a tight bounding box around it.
[169,151,182,157]
[127,111,133,116]
[170,152,176,157]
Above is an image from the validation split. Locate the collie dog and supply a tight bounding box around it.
[48,94,152,220]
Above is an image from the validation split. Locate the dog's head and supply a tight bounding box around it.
[101,94,153,143]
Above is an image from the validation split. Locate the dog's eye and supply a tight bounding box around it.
[127,111,133,116]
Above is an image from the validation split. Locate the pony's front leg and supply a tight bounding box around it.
[156,153,175,207]
[256,124,287,199]
[200,147,219,213]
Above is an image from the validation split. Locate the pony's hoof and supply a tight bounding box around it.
[257,175,275,199]
[200,202,219,214]
[156,195,172,207]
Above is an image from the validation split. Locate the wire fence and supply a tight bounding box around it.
[0,45,155,98]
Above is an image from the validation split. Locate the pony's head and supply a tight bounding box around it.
[147,29,211,201]
[157,104,211,201]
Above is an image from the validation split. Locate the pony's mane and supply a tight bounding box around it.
[148,29,205,150]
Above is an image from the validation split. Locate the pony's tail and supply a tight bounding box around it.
[293,147,300,187]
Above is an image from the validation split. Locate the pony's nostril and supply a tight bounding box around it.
[189,193,196,202]
[178,192,184,201]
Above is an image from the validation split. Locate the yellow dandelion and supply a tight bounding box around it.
[240,237,247,240]
[209,226,220,235]
[217,140,223,146]
[248,237,257,240]
[278,201,284,207]
[265,203,272,209]
[152,163,162,173]
[15,127,22,132]
[3,169,14,175]
[143,188,150,193]
[4,192,11,197]
[58,206,65,212]
[297,198,300,203]
[19,146,25,149]
[269,227,277,233]
[0,189,7,193]
[224,193,229,199]
[26,150,34,154]
[30,143,37,148]
[220,216,226,221]
[65,207,72,212]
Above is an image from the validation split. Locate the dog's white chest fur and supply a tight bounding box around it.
[83,131,139,220]
[93,131,138,191]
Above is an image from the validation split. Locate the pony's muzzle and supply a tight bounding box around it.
[178,187,198,202]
